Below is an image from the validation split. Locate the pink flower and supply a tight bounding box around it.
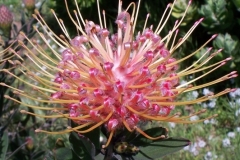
[0,5,13,35]
[2,0,237,148]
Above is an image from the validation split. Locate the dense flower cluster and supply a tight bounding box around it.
[0,4,13,35]
[2,0,236,147]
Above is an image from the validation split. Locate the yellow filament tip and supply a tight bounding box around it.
[102,130,114,148]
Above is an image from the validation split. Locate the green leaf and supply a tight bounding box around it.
[82,127,101,150]
[130,127,168,146]
[94,152,122,160]
[94,153,105,160]
[133,137,190,160]
[199,0,234,32]
[213,33,240,56]
[232,0,240,11]
[172,0,198,26]
[54,148,73,160]
[32,151,46,160]
[70,121,101,151]
[69,132,96,160]
[0,131,8,160]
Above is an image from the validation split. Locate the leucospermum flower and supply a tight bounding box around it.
[2,0,237,148]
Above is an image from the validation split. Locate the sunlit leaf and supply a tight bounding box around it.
[134,137,190,160]
[130,127,168,146]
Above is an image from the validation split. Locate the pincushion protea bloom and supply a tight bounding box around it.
[1,0,237,148]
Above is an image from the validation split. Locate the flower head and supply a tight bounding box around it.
[23,0,35,13]
[2,0,237,148]
[0,4,13,35]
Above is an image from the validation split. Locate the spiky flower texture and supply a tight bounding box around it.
[0,5,13,35]
[2,0,237,148]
